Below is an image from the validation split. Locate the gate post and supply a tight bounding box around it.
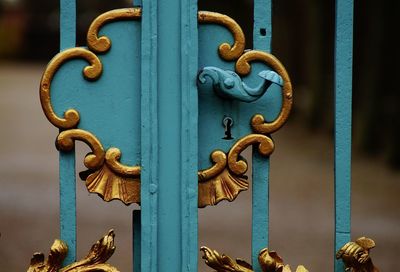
[140,0,198,271]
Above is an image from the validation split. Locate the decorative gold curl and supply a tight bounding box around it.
[198,134,274,207]
[201,246,308,272]
[87,8,142,53]
[198,11,245,61]
[228,134,275,175]
[27,230,119,272]
[56,129,105,170]
[105,148,141,177]
[56,129,140,205]
[235,51,293,134]
[198,150,227,182]
[40,48,102,129]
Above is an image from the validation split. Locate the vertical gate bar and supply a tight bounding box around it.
[180,0,199,271]
[140,0,158,270]
[252,1,272,270]
[334,0,354,271]
[59,0,77,265]
[141,0,198,271]
[133,210,141,272]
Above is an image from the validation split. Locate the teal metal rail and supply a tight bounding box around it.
[59,0,77,265]
[334,0,354,271]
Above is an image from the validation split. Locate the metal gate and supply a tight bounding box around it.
[26,0,378,271]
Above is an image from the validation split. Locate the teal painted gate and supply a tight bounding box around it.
[28,0,378,271]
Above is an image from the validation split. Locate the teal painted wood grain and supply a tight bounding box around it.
[252,1,272,271]
[133,210,141,272]
[59,0,76,265]
[141,0,198,271]
[334,0,354,271]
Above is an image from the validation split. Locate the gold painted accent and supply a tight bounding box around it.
[39,47,103,129]
[198,168,248,208]
[56,129,105,170]
[105,148,141,176]
[201,247,308,272]
[87,8,142,53]
[198,11,245,61]
[236,51,293,134]
[336,237,379,272]
[86,164,140,205]
[40,48,102,129]
[228,134,274,175]
[198,150,227,182]
[27,230,119,272]
[198,134,274,207]
[56,129,140,205]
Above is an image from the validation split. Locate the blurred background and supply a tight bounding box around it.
[0,0,399,271]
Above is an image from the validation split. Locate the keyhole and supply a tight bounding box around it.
[222,117,234,140]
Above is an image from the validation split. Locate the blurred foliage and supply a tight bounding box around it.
[1,0,399,168]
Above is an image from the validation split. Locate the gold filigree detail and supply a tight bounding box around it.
[198,11,245,61]
[40,48,102,129]
[336,237,379,272]
[228,134,274,175]
[87,8,142,53]
[85,164,140,205]
[56,129,140,205]
[105,148,141,176]
[27,230,119,272]
[57,129,105,170]
[236,51,293,134]
[198,150,227,182]
[198,134,274,207]
[201,247,308,272]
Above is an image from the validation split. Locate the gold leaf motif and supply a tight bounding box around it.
[201,247,308,272]
[85,164,140,205]
[27,230,119,272]
[336,237,379,272]
[198,168,248,208]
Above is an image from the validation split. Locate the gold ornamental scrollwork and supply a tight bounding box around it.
[336,237,380,272]
[198,134,274,207]
[27,230,119,272]
[201,246,308,272]
[87,8,142,53]
[56,129,140,205]
[198,11,245,61]
[235,51,293,134]
[40,48,102,129]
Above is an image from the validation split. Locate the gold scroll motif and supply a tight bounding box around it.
[198,134,274,207]
[201,247,308,272]
[40,8,291,206]
[27,230,119,272]
[198,11,245,61]
[87,8,142,53]
[336,237,379,272]
[56,129,140,205]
